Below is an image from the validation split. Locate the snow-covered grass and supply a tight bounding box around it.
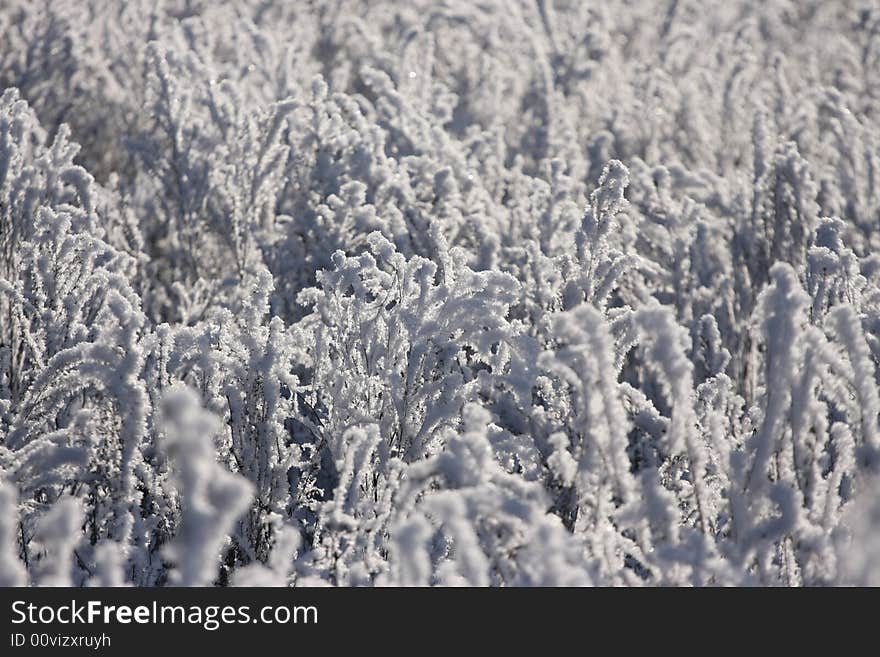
[2,0,880,586]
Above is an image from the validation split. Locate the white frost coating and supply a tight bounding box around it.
[33,497,82,587]
[539,303,640,582]
[827,305,880,460]
[0,483,26,586]
[386,514,434,587]
[837,476,880,586]
[746,263,810,496]
[633,304,711,535]
[232,524,301,587]
[161,385,254,586]
[1,1,880,587]
[89,541,129,587]
[546,432,578,488]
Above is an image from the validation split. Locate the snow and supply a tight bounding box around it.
[1,0,880,586]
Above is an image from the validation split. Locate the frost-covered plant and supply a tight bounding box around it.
[128,43,295,321]
[385,403,592,587]
[159,384,253,587]
[296,231,520,464]
[3,0,880,587]
[0,483,26,586]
